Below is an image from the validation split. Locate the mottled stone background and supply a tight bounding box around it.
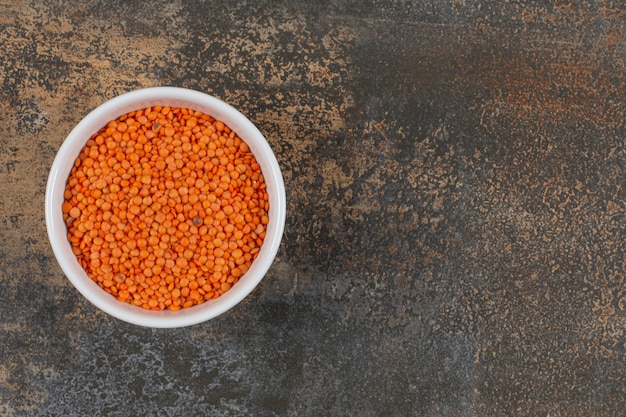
[1,1,625,416]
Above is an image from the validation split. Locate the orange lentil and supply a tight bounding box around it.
[69,207,82,219]
[62,107,269,311]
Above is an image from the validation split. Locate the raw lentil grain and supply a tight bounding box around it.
[63,107,269,311]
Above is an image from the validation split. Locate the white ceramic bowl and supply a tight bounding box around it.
[46,87,285,328]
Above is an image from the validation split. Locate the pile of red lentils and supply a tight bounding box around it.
[62,106,269,311]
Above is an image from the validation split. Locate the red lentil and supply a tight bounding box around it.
[63,106,269,311]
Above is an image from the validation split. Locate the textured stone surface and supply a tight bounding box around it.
[1,1,625,416]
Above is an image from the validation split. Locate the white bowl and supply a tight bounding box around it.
[45,87,286,328]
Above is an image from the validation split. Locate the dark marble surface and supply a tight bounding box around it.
[1,1,625,416]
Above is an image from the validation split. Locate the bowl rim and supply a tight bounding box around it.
[45,86,286,328]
